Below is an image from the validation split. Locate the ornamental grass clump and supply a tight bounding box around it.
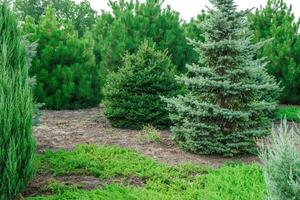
[260,120,300,200]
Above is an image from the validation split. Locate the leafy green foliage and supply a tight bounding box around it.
[23,7,101,110]
[93,0,190,73]
[28,145,266,200]
[260,120,300,200]
[250,0,300,104]
[0,2,35,199]
[275,105,300,122]
[103,41,180,129]
[164,0,280,156]
[15,0,97,36]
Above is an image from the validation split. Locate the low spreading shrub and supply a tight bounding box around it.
[260,120,300,200]
[200,164,266,200]
[104,41,180,129]
[29,145,266,200]
[0,2,35,199]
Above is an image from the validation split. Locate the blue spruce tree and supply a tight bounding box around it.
[164,0,280,156]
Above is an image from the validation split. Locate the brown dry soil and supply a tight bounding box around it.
[23,173,145,198]
[34,107,260,167]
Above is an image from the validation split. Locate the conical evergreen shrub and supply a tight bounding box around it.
[164,0,280,156]
[0,1,35,199]
[104,41,180,129]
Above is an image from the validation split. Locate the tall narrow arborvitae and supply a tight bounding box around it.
[164,0,280,156]
[0,1,35,199]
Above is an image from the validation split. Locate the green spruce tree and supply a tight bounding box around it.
[93,0,190,98]
[104,41,180,129]
[0,1,35,199]
[164,0,280,156]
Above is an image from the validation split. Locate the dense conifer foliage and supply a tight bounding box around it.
[182,11,206,64]
[15,0,97,36]
[0,1,35,199]
[23,7,101,110]
[93,0,191,73]
[104,41,180,129]
[164,0,280,156]
[250,0,300,104]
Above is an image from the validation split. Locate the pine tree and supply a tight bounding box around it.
[249,0,300,104]
[0,1,35,199]
[15,0,97,36]
[164,0,280,156]
[23,6,101,110]
[182,11,206,64]
[104,41,180,129]
[93,0,190,72]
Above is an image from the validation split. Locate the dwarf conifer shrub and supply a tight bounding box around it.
[260,120,300,200]
[164,0,280,156]
[0,2,35,199]
[104,41,180,129]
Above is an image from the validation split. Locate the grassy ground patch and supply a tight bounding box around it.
[275,105,300,122]
[27,145,266,200]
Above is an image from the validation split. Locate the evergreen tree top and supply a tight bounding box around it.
[210,0,238,13]
[203,0,249,39]
[0,1,29,71]
[187,0,269,78]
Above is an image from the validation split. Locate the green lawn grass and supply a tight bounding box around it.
[27,145,266,200]
[275,105,300,122]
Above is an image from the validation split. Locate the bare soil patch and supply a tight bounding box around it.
[23,173,145,198]
[34,107,261,167]
[22,173,54,197]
